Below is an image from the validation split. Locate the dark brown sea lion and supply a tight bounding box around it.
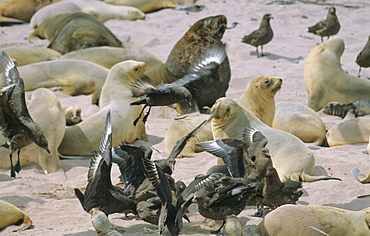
[28,12,122,55]
[142,15,231,115]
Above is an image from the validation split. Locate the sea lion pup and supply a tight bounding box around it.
[0,0,61,23]
[131,43,226,125]
[353,168,370,183]
[0,47,61,66]
[236,76,282,127]
[58,60,147,156]
[28,12,123,55]
[356,36,370,77]
[326,116,370,146]
[210,97,341,182]
[308,7,340,42]
[16,60,109,105]
[103,0,177,13]
[142,15,231,115]
[323,100,370,119]
[303,36,370,112]
[272,101,326,146]
[67,0,145,22]
[58,46,163,69]
[90,208,125,236]
[0,52,50,177]
[241,13,274,58]
[0,200,32,231]
[255,204,370,236]
[164,75,281,158]
[63,105,82,126]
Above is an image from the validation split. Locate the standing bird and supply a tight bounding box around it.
[308,7,340,42]
[130,43,227,126]
[241,14,274,58]
[0,51,50,177]
[356,36,370,77]
[262,166,303,207]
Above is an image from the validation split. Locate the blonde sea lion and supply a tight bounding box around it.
[304,36,370,112]
[103,0,177,13]
[58,46,162,69]
[142,15,231,115]
[272,101,326,146]
[164,76,282,158]
[0,47,61,66]
[326,116,370,146]
[58,60,147,156]
[15,60,109,105]
[28,12,123,55]
[210,97,340,182]
[0,88,65,174]
[236,75,282,127]
[68,0,145,22]
[0,200,32,231]
[256,204,370,236]
[0,0,61,23]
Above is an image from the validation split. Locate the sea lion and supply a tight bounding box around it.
[142,14,231,115]
[68,0,145,22]
[0,47,61,66]
[326,116,370,146]
[103,0,177,13]
[236,75,282,126]
[58,46,162,69]
[63,105,82,126]
[272,101,326,146]
[15,60,109,105]
[90,208,125,236]
[303,36,370,112]
[0,200,32,231]
[0,0,61,23]
[28,12,123,55]
[29,1,82,29]
[164,75,281,158]
[210,97,340,182]
[58,60,147,156]
[0,88,65,174]
[256,204,370,236]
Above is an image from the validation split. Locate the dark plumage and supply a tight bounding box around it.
[262,166,303,207]
[0,51,50,177]
[241,14,273,57]
[74,111,137,216]
[308,7,340,42]
[130,43,227,126]
[356,36,370,77]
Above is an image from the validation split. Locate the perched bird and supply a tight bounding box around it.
[356,36,370,77]
[241,14,273,58]
[0,51,50,177]
[74,111,137,216]
[308,7,340,42]
[262,166,303,207]
[130,43,227,126]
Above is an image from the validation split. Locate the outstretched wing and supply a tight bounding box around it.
[242,126,268,156]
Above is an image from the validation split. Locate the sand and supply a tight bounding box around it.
[0,0,370,235]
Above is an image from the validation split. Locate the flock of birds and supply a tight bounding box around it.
[0,3,369,236]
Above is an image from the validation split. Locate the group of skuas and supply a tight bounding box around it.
[73,109,303,236]
[241,7,370,77]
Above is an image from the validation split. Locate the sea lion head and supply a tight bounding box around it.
[90,208,115,235]
[318,36,344,60]
[223,215,243,236]
[65,105,82,126]
[249,76,282,99]
[186,15,227,41]
[112,60,146,84]
[210,97,238,122]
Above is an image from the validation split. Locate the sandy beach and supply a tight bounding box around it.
[0,0,370,235]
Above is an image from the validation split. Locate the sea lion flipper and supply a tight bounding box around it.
[13,213,33,232]
[352,168,369,183]
[298,173,341,182]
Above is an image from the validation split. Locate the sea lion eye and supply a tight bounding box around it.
[134,67,139,72]
[251,155,256,162]
[264,80,270,84]
[226,108,230,112]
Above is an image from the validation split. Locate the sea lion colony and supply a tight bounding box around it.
[0,1,369,235]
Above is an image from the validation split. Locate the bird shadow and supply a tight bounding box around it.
[323,198,370,211]
[63,230,96,236]
[257,52,304,63]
